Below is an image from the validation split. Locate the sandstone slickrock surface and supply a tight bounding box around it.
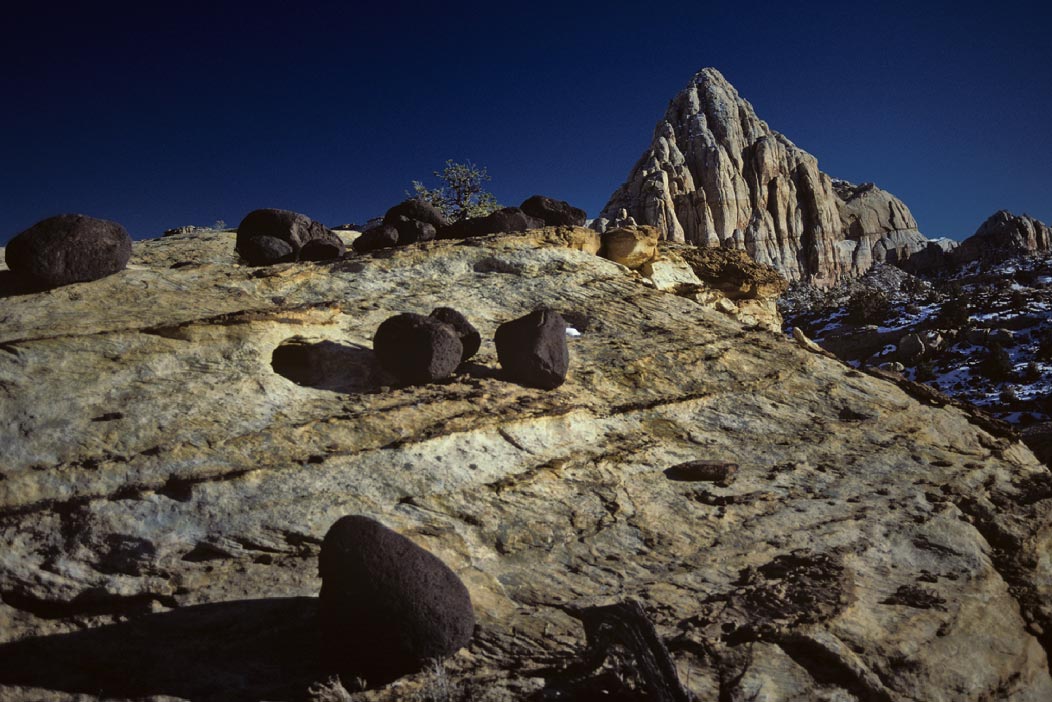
[5,214,132,288]
[319,515,475,684]
[600,68,929,285]
[1,228,1052,700]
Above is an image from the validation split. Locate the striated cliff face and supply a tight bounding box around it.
[1,229,1052,700]
[600,68,928,286]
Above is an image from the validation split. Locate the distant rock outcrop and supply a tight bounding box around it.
[599,68,929,285]
[954,210,1052,265]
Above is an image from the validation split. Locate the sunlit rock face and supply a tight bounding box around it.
[600,68,929,286]
[955,210,1052,264]
[1,228,1051,701]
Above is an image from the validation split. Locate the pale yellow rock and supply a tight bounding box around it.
[0,229,1050,701]
[599,225,659,269]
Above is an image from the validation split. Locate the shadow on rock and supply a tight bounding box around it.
[0,270,48,298]
[272,338,394,393]
[0,597,322,702]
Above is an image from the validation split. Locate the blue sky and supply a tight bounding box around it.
[2,1,1049,242]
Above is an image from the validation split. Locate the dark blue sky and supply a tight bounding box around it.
[2,1,1050,243]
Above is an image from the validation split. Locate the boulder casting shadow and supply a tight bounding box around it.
[271,338,394,394]
[0,597,322,702]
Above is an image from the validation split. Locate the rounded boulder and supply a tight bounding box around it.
[430,307,481,363]
[5,214,132,288]
[373,313,463,384]
[495,308,570,389]
[235,208,344,265]
[319,515,475,684]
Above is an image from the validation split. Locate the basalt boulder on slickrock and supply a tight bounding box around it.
[235,208,344,265]
[494,308,569,389]
[429,307,481,363]
[372,312,463,384]
[5,214,132,288]
[520,195,587,227]
[382,199,450,231]
[353,224,400,253]
[440,207,544,239]
[2,228,1052,701]
[319,515,475,684]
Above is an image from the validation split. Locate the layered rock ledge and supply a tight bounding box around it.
[1,229,1051,700]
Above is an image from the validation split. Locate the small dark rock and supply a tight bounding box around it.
[5,214,132,287]
[353,225,400,253]
[235,208,339,265]
[390,216,437,245]
[664,460,738,485]
[430,307,481,362]
[319,515,475,684]
[494,308,569,389]
[382,199,449,230]
[440,207,545,239]
[373,313,463,384]
[520,195,586,227]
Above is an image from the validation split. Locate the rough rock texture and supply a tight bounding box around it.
[353,224,400,253]
[600,68,929,285]
[430,307,481,363]
[319,515,475,684]
[1,229,1052,701]
[520,195,587,227]
[494,308,570,390]
[235,208,345,265]
[954,211,1052,265]
[372,313,463,384]
[5,214,132,288]
[600,226,660,269]
[382,199,450,231]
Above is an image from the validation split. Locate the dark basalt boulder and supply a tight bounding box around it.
[235,208,343,265]
[352,225,400,253]
[319,515,475,684]
[299,237,345,262]
[373,313,463,384]
[439,208,545,240]
[5,214,132,288]
[430,307,481,363]
[520,195,587,227]
[389,216,437,245]
[382,199,449,230]
[494,308,570,389]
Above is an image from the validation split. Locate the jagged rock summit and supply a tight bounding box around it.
[1,227,1051,700]
[955,210,1052,264]
[600,67,929,285]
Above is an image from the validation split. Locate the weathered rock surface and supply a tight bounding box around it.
[600,225,660,269]
[372,312,463,385]
[955,210,1052,265]
[1,229,1051,701]
[429,307,481,363]
[600,68,929,285]
[319,515,475,683]
[5,214,132,288]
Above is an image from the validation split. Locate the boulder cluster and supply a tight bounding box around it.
[354,195,585,254]
[235,208,345,265]
[374,307,570,389]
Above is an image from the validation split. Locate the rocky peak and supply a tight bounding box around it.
[955,210,1052,264]
[600,67,929,286]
